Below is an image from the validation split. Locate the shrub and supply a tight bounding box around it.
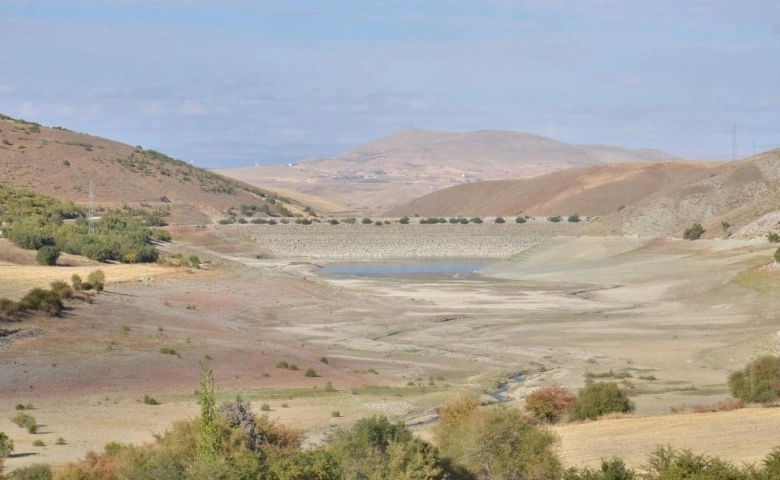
[361,218,372,224]
[320,356,329,364]
[525,385,577,423]
[288,364,299,371]
[36,245,60,266]
[728,355,780,403]
[9,463,53,479]
[548,215,562,223]
[399,216,409,224]
[276,361,289,369]
[19,288,63,316]
[469,217,483,224]
[563,457,635,479]
[304,369,318,377]
[328,219,339,225]
[569,382,635,420]
[32,439,45,447]
[218,400,264,450]
[143,395,160,405]
[56,437,67,445]
[159,347,178,356]
[435,403,562,479]
[11,412,38,433]
[643,445,744,479]
[0,431,13,458]
[494,217,505,224]
[775,247,780,263]
[71,273,83,290]
[683,223,705,240]
[515,216,526,223]
[568,214,581,223]
[331,410,341,418]
[87,269,106,292]
[325,381,335,392]
[768,232,780,243]
[260,403,271,412]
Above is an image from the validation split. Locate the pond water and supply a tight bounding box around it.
[318,258,497,277]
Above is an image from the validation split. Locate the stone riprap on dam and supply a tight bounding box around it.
[230,221,581,258]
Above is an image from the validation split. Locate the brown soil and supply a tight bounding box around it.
[2,229,780,471]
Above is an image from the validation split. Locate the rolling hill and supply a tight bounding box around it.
[0,114,308,224]
[217,129,680,213]
[390,148,780,239]
[387,162,717,218]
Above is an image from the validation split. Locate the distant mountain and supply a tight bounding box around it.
[0,114,307,224]
[217,129,681,213]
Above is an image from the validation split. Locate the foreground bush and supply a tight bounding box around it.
[525,386,577,423]
[729,355,780,403]
[570,382,635,421]
[436,398,562,479]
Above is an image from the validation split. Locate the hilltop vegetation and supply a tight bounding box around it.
[0,113,309,224]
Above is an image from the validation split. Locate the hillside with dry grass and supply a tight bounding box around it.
[0,114,307,225]
[217,129,679,213]
[388,162,717,218]
[591,149,780,238]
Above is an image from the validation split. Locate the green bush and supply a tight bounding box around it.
[87,269,106,292]
[9,463,53,479]
[19,288,63,316]
[36,245,60,266]
[548,215,562,223]
[494,217,505,223]
[304,369,318,377]
[683,223,705,240]
[515,216,526,223]
[768,232,780,243]
[728,355,780,403]
[399,216,409,224]
[525,385,577,423]
[11,412,38,433]
[568,214,581,223]
[775,247,780,263]
[469,217,483,224]
[361,218,372,224]
[569,382,635,420]
[563,457,635,479]
[435,402,562,479]
[0,431,13,458]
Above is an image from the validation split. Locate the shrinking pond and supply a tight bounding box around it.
[318,258,497,278]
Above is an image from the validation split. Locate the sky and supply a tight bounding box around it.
[1,0,778,167]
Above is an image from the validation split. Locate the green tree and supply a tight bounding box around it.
[728,355,780,403]
[570,382,635,421]
[36,245,60,266]
[775,247,780,263]
[196,362,222,467]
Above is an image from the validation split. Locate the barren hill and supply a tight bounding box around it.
[0,114,307,224]
[387,162,717,218]
[593,149,780,238]
[216,129,679,213]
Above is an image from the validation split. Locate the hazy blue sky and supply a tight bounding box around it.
[1,1,778,166]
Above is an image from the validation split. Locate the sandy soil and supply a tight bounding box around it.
[2,228,780,471]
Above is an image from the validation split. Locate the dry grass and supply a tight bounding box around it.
[0,116,304,224]
[555,407,780,469]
